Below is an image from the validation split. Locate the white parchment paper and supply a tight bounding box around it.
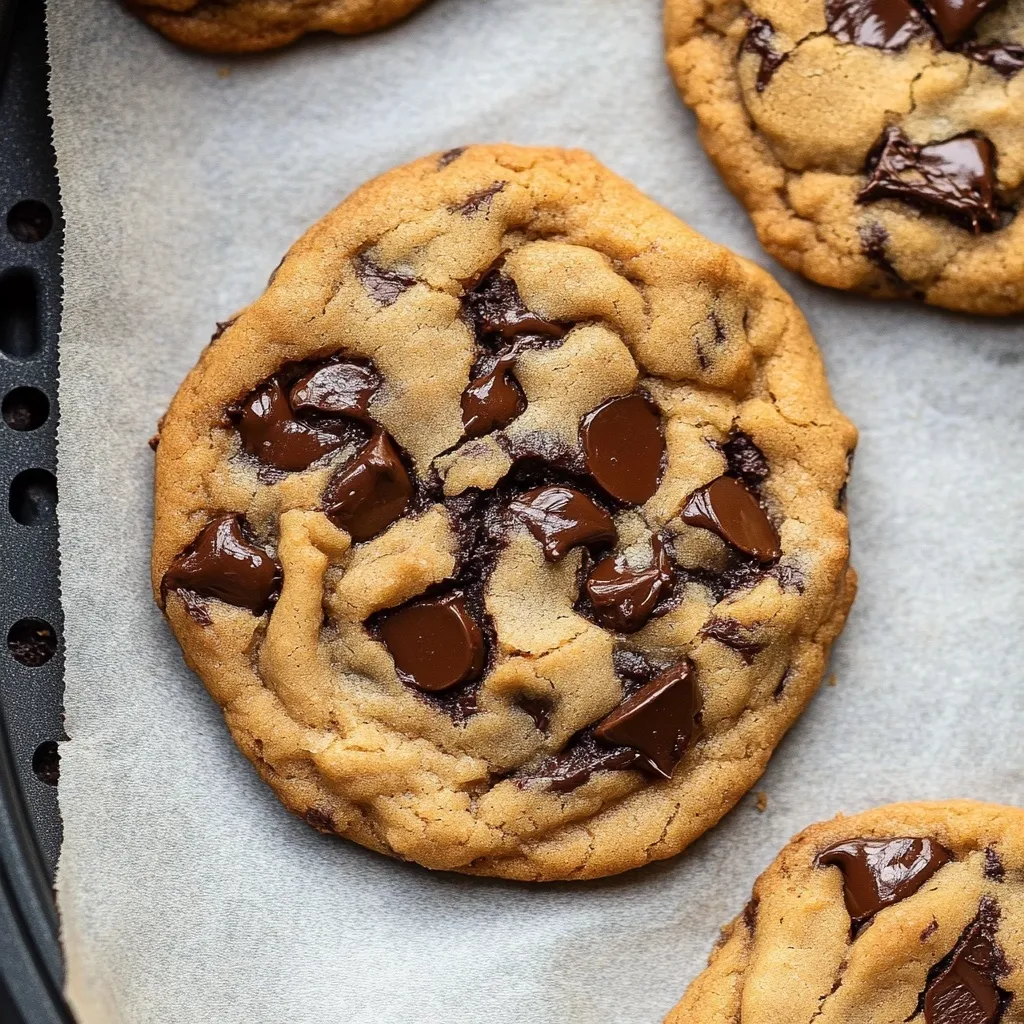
[46,0,1024,1021]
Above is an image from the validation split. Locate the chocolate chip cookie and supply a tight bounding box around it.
[665,0,1024,314]
[151,145,856,881]
[665,801,1024,1023]
[125,0,429,53]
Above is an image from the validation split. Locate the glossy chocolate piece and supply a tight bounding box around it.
[516,696,552,731]
[922,899,1008,1024]
[237,379,345,472]
[463,271,566,341]
[594,660,700,779]
[858,128,1000,233]
[509,485,616,561]
[682,475,781,562]
[378,592,485,693]
[917,0,1005,45]
[162,514,281,617]
[289,361,379,419]
[817,837,952,930]
[702,618,764,664]
[580,393,665,505]
[962,41,1024,76]
[742,17,790,91]
[526,734,643,793]
[826,0,928,49]
[585,535,673,633]
[356,255,415,306]
[461,355,526,437]
[323,429,413,542]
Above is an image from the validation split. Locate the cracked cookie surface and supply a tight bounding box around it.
[151,145,856,881]
[665,0,1024,314]
[124,0,429,52]
[666,800,1024,1023]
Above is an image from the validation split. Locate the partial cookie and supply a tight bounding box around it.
[666,800,1024,1023]
[151,145,856,881]
[665,0,1024,314]
[125,0,429,53]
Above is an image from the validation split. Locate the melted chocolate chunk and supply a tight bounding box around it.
[702,617,764,664]
[817,837,952,931]
[723,431,770,489]
[860,221,905,282]
[742,17,790,91]
[962,41,1024,76]
[510,485,616,561]
[453,182,505,216]
[682,475,782,563]
[984,848,1006,881]
[917,0,1005,45]
[919,898,1010,1024]
[356,255,416,306]
[525,733,642,793]
[826,0,929,48]
[437,147,466,169]
[323,429,413,541]
[237,379,347,472]
[289,361,379,419]
[584,535,674,633]
[593,660,700,779]
[162,514,281,618]
[462,271,566,342]
[378,592,485,693]
[858,127,1000,233]
[461,354,526,437]
[516,696,552,731]
[580,393,665,505]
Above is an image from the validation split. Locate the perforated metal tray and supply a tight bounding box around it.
[0,0,72,1019]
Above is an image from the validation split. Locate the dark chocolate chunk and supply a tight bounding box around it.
[723,432,770,488]
[858,127,1000,233]
[584,535,673,633]
[453,182,505,216]
[920,898,1009,1024]
[461,354,526,437]
[702,617,764,664]
[984,847,1006,881]
[580,393,665,505]
[378,592,485,693]
[323,429,413,542]
[682,475,781,562]
[525,733,643,793]
[742,17,790,91]
[962,41,1024,76]
[594,660,701,779]
[437,147,466,169]
[463,271,566,341]
[510,486,616,561]
[917,0,1005,45]
[860,221,905,281]
[289,361,379,419]
[356,255,416,306]
[237,379,346,472]
[162,514,282,617]
[817,837,952,931]
[826,0,929,48]
[516,696,552,731]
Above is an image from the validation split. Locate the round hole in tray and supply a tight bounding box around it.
[9,467,56,525]
[32,741,60,786]
[2,386,49,431]
[7,200,52,243]
[7,618,57,667]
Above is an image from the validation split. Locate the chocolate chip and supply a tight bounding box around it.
[594,660,701,779]
[162,514,282,618]
[701,617,764,664]
[860,221,905,282]
[237,379,347,472]
[742,17,790,91]
[461,354,526,437]
[984,847,1006,881]
[289,361,379,419]
[523,732,643,793]
[682,475,781,563]
[453,182,505,216]
[722,431,769,489]
[858,127,1000,233]
[516,696,552,731]
[509,485,616,561]
[919,898,1009,1024]
[584,535,673,633]
[961,41,1024,75]
[378,592,485,693]
[816,837,952,932]
[580,393,665,505]
[826,0,929,48]
[437,147,466,169]
[917,0,1004,44]
[922,919,941,941]
[356,255,416,306]
[462,271,566,342]
[304,808,334,832]
[323,429,413,542]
